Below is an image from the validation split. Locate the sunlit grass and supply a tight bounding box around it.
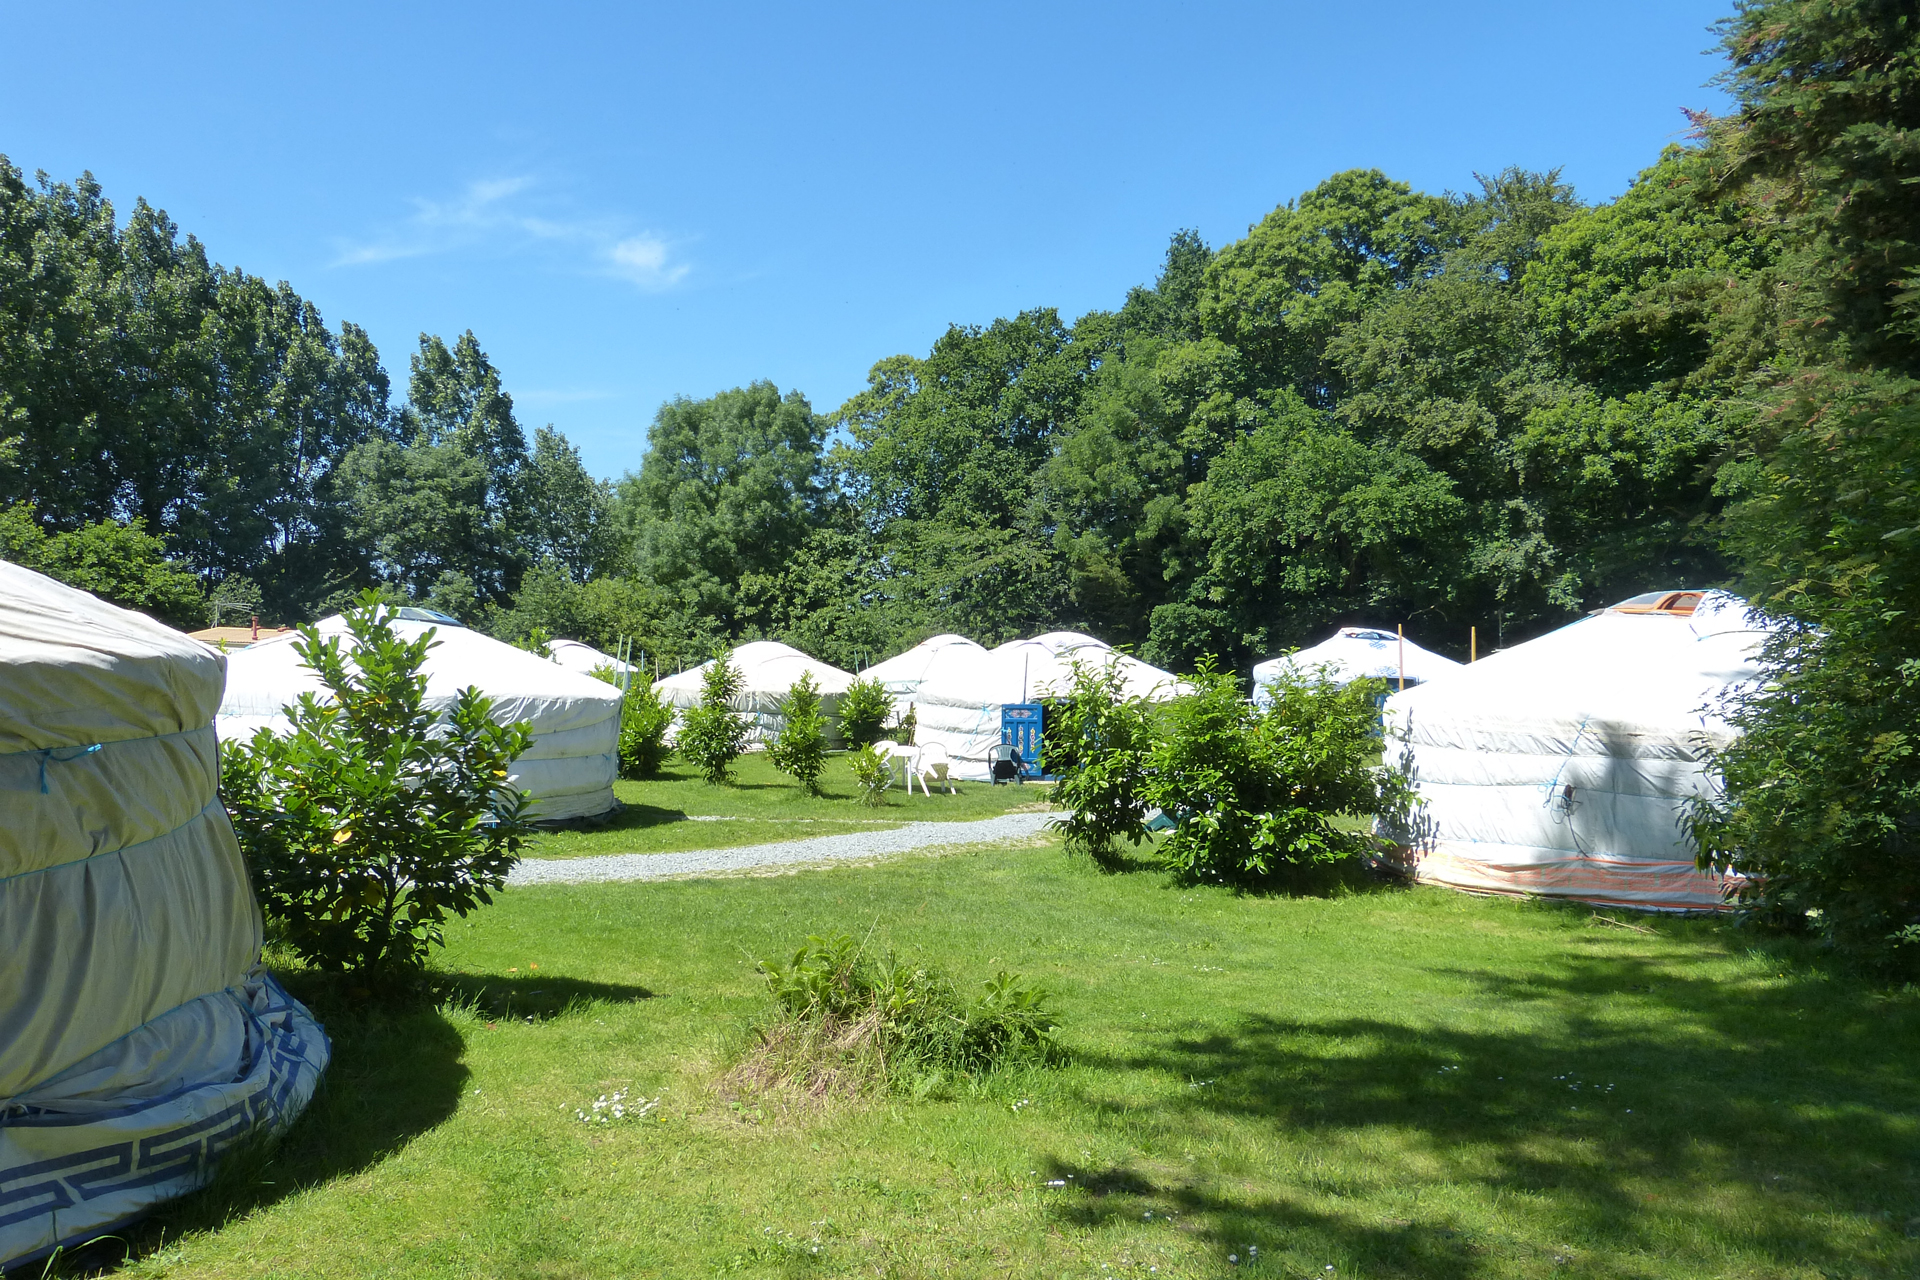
[527,752,1053,859]
[91,843,1920,1280]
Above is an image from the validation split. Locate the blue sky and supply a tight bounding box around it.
[1,1,1733,481]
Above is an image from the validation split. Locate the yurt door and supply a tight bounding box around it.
[1001,704,1044,779]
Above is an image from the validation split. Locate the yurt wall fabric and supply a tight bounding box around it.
[913,634,1185,782]
[654,641,855,746]
[0,563,328,1270]
[219,617,622,821]
[1253,628,1462,706]
[1381,593,1768,911]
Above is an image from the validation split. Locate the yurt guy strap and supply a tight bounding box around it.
[1539,714,1594,808]
[31,744,101,793]
[2,727,207,794]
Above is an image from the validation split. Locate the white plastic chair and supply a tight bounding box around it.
[910,741,954,796]
[872,740,916,789]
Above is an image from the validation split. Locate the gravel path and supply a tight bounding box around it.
[508,810,1057,886]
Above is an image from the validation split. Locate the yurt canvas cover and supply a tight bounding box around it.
[546,638,638,680]
[914,633,1185,781]
[655,641,855,746]
[861,634,985,698]
[1381,592,1768,911]
[219,615,622,821]
[0,564,328,1269]
[1253,627,1461,706]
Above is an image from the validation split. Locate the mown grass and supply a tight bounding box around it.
[68,842,1920,1280]
[528,752,1053,859]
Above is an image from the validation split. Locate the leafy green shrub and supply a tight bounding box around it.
[1045,659,1158,870]
[768,671,828,794]
[838,675,892,749]
[1151,659,1412,886]
[677,650,750,784]
[588,663,675,779]
[1,502,205,629]
[849,743,893,807]
[746,933,1054,1092]
[220,596,535,986]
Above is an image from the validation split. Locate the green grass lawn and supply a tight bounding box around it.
[528,752,1054,859]
[91,843,1920,1280]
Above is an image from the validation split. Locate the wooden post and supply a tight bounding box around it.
[1471,625,1477,663]
[1397,623,1405,692]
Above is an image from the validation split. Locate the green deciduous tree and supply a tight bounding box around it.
[1176,398,1464,668]
[1043,659,1157,870]
[678,650,750,784]
[1,504,204,628]
[1197,169,1453,404]
[1150,661,1410,886]
[524,425,619,580]
[0,160,401,616]
[617,382,824,632]
[767,671,829,795]
[492,560,721,673]
[338,332,535,608]
[836,676,892,750]
[1524,145,1781,396]
[219,598,535,987]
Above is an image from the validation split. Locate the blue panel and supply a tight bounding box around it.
[1000,705,1045,779]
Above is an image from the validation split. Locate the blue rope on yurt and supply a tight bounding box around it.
[34,743,102,793]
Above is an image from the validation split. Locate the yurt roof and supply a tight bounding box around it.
[0,561,225,751]
[1254,627,1462,689]
[862,634,985,691]
[1026,630,1110,656]
[654,640,855,703]
[220,614,619,736]
[547,638,637,678]
[1383,591,1771,752]
[918,636,1183,707]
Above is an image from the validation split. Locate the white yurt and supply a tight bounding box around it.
[861,634,986,698]
[0,564,329,1270]
[546,638,638,681]
[654,641,855,746]
[220,615,622,821]
[1380,590,1771,911]
[1253,627,1462,706]
[914,633,1185,781]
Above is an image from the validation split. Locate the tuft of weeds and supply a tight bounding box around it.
[733,932,1056,1096]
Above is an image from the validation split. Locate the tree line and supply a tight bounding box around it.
[1,118,1776,671]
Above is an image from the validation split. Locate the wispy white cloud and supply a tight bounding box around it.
[331,176,691,290]
[606,235,692,290]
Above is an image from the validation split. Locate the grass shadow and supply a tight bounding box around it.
[1035,1156,1485,1279]
[1042,944,1920,1276]
[431,971,657,1021]
[33,967,653,1277]
[546,802,691,835]
[36,976,472,1277]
